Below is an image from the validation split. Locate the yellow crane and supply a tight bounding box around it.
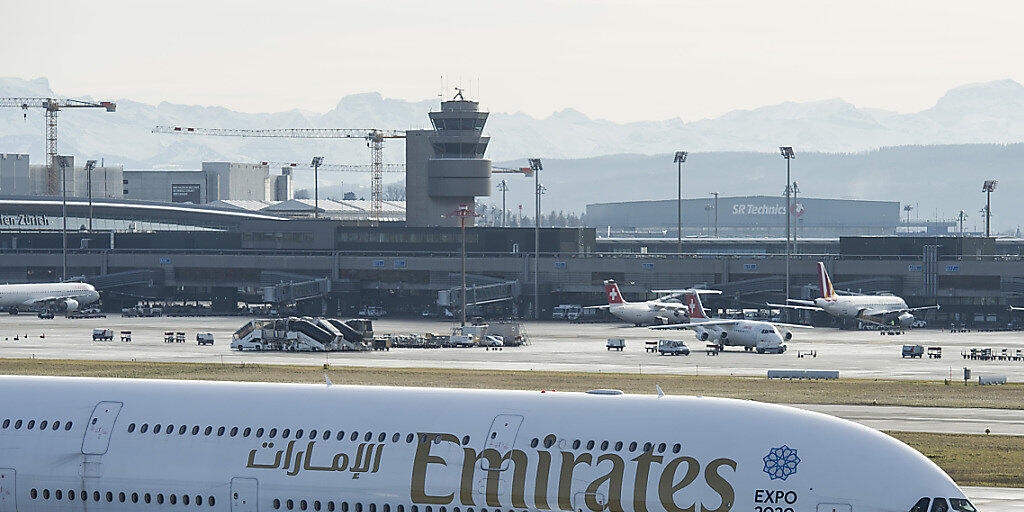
[1,97,116,195]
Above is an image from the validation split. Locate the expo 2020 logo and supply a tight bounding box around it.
[763,445,800,480]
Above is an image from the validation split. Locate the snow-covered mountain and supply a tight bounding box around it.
[4,77,1024,169]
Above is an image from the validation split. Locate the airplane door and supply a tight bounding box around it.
[82,401,123,455]
[0,468,15,512]
[479,414,523,470]
[817,504,852,512]
[230,478,258,512]
[573,491,606,512]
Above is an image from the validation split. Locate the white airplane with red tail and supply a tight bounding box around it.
[585,280,695,326]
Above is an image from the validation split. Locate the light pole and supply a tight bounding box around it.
[85,160,97,232]
[903,204,914,231]
[57,155,71,281]
[452,203,478,328]
[779,146,795,309]
[310,156,324,219]
[674,151,687,253]
[529,158,543,319]
[710,191,719,237]
[791,181,799,255]
[958,210,968,237]
[497,179,508,227]
[982,180,998,237]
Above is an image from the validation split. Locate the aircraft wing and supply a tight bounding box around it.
[651,289,722,300]
[648,320,738,330]
[786,298,817,306]
[23,295,74,307]
[583,305,610,310]
[1011,306,1024,312]
[769,322,814,329]
[767,302,823,311]
[856,305,940,324]
[650,301,688,311]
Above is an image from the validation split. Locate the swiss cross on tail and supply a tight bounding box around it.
[686,292,708,319]
[604,281,625,304]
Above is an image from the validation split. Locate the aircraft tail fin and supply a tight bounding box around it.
[604,280,626,305]
[684,290,710,319]
[817,262,837,299]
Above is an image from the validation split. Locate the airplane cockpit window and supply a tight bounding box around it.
[909,498,930,512]
[930,498,948,512]
[948,498,977,512]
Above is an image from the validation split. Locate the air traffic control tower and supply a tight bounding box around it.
[405,95,491,227]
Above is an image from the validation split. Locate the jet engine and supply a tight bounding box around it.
[62,299,80,312]
[898,312,915,327]
[695,330,709,341]
[719,331,729,341]
[783,331,793,341]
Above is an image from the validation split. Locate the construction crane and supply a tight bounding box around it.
[493,166,534,176]
[259,161,405,173]
[1,97,116,195]
[152,126,404,220]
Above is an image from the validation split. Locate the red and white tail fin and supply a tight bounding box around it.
[604,280,626,305]
[817,262,837,299]
[684,290,709,319]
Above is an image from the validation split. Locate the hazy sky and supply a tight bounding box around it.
[4,0,1023,122]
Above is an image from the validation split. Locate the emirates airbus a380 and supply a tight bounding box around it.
[0,376,976,512]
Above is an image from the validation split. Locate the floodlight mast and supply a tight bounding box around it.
[528,158,543,319]
[85,160,97,232]
[982,180,998,237]
[311,156,324,219]
[779,146,795,319]
[673,151,687,254]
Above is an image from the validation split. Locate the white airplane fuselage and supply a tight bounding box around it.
[0,376,969,512]
[607,302,688,326]
[814,295,911,325]
[689,320,790,349]
[0,282,99,312]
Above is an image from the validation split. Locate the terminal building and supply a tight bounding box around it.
[586,195,904,238]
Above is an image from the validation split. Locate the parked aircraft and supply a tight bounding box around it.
[585,280,693,326]
[770,262,938,327]
[0,375,975,512]
[652,289,812,353]
[0,282,99,314]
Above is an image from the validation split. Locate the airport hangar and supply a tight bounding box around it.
[2,195,1024,325]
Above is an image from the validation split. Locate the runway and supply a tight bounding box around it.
[1,316,1022,381]
[963,487,1024,512]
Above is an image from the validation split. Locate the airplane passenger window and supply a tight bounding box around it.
[119,492,126,503]
[339,431,347,441]
[106,491,113,502]
[309,430,319,440]
[210,495,216,506]
[314,500,322,511]
[543,435,555,448]
[197,495,203,506]
[257,428,264,437]
[643,442,652,452]
[68,489,75,500]
[949,498,977,512]
[462,435,470,445]
[39,420,47,430]
[351,431,359,441]
[13,420,20,429]
[93,491,100,501]
[141,424,149,433]
[205,426,212,435]
[296,429,304,439]
[600,441,609,450]
[658,443,667,453]
[128,423,136,433]
[587,440,595,450]
[269,428,277,438]
[572,440,581,449]
[218,426,226,436]
[52,421,59,431]
[245,427,253,437]
[43,489,49,499]
[170,494,177,505]
[378,432,386,442]
[55,490,62,500]
[672,443,681,453]
[193,426,200,435]
[394,505,401,512]
[530,438,539,448]
[629,441,638,452]
[930,498,948,512]
[65,421,72,431]
[394,433,401,443]
[184,494,191,505]
[614,441,623,451]
[365,432,373,442]
[343,502,350,512]
[406,434,414,443]
[2,419,8,428]
[385,504,391,512]
[324,430,332,440]
[286,499,294,510]
[153,424,161,433]
[282,428,290,438]
[179,425,187,435]
[132,492,139,503]
[157,494,164,504]
[29,489,36,499]
[166,425,174,434]
[274,499,281,509]
[230,427,238,437]
[329,501,336,511]
[26,420,34,429]
[145,493,151,503]
[301,499,307,510]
